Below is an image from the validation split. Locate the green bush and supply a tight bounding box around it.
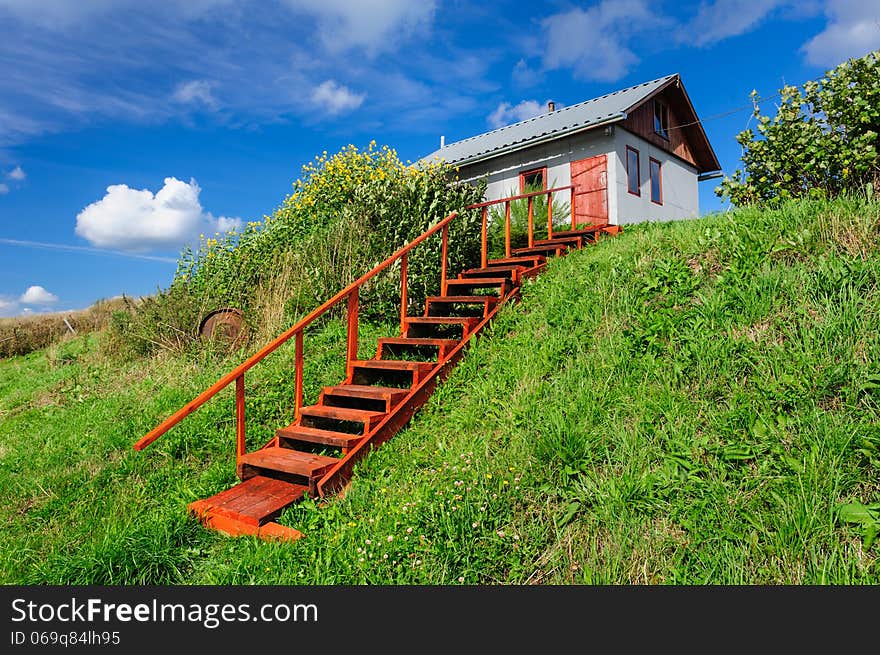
[114,143,485,356]
[487,181,571,256]
[718,51,880,206]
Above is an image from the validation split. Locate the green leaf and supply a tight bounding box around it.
[557,501,581,528]
[838,502,878,524]
[863,523,878,550]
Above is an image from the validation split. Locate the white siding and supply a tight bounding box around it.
[455,127,616,213]
[453,125,701,225]
[612,129,699,224]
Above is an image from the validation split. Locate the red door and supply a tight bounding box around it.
[570,155,608,226]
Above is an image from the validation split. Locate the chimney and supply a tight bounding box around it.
[547,100,555,112]
[440,135,445,149]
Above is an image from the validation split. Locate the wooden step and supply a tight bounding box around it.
[298,404,385,435]
[459,265,526,281]
[548,225,606,239]
[425,295,499,318]
[377,337,459,361]
[349,359,435,387]
[404,316,480,339]
[238,447,339,488]
[321,384,409,413]
[532,236,583,248]
[445,277,510,296]
[488,255,547,267]
[511,244,569,257]
[189,475,308,528]
[276,424,364,449]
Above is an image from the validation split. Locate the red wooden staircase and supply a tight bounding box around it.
[133,187,620,541]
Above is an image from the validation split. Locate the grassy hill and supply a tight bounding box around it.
[1,195,878,584]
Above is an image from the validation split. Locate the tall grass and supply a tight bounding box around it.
[1,195,878,584]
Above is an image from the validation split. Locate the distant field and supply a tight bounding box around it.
[0,297,134,358]
[0,196,878,584]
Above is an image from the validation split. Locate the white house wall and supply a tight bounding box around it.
[612,128,699,224]
[452,124,700,225]
[454,127,616,217]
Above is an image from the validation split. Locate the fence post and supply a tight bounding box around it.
[235,374,246,462]
[481,207,488,269]
[504,201,511,258]
[527,196,534,247]
[570,186,576,229]
[547,190,554,240]
[400,252,408,335]
[346,289,359,378]
[294,331,303,422]
[440,224,449,296]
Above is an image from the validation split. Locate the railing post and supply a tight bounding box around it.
[440,224,449,296]
[346,289,359,378]
[570,186,576,229]
[547,190,554,240]
[294,330,303,421]
[527,196,534,248]
[235,374,245,462]
[481,207,488,269]
[400,252,408,335]
[504,201,511,258]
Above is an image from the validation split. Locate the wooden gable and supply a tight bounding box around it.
[620,77,720,173]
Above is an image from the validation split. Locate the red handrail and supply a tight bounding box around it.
[468,185,574,265]
[133,210,459,453]
[134,185,573,463]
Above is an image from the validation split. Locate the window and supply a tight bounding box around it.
[653,100,669,139]
[519,167,546,193]
[649,158,662,205]
[626,146,640,196]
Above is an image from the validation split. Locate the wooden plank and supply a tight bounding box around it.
[240,447,339,477]
[189,477,308,527]
[299,405,385,423]
[197,513,304,542]
[277,425,364,449]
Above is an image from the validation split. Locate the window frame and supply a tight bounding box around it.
[626,146,641,197]
[653,100,669,140]
[518,167,547,193]
[649,157,663,206]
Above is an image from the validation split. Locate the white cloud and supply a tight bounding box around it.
[7,165,25,180]
[512,59,542,88]
[541,0,658,82]
[284,0,436,55]
[19,285,58,304]
[172,80,218,108]
[310,80,365,115]
[75,177,241,252]
[681,0,788,47]
[0,183,8,194]
[487,100,549,129]
[801,0,880,67]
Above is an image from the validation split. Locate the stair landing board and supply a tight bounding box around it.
[189,475,307,541]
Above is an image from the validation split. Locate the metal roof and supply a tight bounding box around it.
[419,74,677,167]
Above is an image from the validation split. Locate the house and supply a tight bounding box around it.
[420,74,721,226]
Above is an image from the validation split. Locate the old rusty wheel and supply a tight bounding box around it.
[198,307,247,349]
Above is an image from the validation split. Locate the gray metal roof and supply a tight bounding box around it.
[420,74,677,167]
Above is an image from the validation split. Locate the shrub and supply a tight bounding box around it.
[114,143,486,356]
[717,50,880,206]
[487,180,571,257]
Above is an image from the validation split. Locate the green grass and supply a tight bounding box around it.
[1,196,879,584]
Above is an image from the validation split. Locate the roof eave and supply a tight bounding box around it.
[439,112,628,168]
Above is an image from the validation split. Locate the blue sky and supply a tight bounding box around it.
[0,0,878,316]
